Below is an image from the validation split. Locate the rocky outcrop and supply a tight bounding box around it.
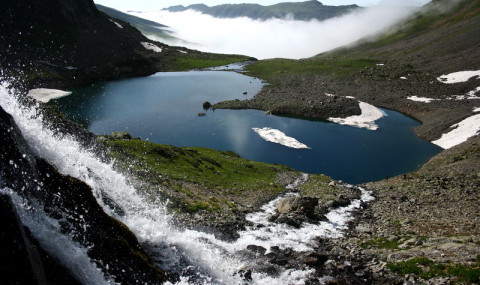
[0,106,168,284]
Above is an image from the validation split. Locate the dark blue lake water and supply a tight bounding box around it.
[53,71,442,184]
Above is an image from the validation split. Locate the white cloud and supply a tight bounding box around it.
[131,3,418,59]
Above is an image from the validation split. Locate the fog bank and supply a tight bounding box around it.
[131,4,419,59]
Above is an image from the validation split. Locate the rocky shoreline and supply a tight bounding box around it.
[214,59,479,143]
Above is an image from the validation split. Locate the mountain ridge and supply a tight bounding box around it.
[95,4,180,42]
[163,0,360,21]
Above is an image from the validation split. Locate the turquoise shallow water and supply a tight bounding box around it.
[53,71,442,184]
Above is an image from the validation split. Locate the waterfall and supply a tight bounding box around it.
[0,83,373,284]
[0,187,112,285]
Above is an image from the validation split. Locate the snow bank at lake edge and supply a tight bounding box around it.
[27,88,72,103]
[328,102,384,131]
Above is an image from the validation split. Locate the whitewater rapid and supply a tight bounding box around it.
[0,83,374,284]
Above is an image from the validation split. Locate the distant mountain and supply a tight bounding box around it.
[163,0,360,21]
[96,4,179,42]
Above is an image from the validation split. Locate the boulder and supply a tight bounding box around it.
[111,131,132,139]
[276,196,318,218]
[202,101,211,109]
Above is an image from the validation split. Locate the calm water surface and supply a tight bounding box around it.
[54,71,442,184]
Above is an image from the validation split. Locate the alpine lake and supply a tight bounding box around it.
[52,67,442,184]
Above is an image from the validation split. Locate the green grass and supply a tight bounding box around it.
[244,57,379,84]
[296,174,336,199]
[361,237,400,250]
[168,54,253,71]
[104,138,295,212]
[387,257,480,283]
[107,139,289,190]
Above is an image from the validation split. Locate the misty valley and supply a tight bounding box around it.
[1,0,479,284]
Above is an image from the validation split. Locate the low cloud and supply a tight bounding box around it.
[132,3,419,59]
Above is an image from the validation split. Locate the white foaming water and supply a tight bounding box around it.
[0,84,374,284]
[234,182,374,252]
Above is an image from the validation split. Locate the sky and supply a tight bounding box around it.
[94,0,430,12]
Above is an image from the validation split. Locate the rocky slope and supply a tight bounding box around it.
[96,4,182,43]
[164,0,359,21]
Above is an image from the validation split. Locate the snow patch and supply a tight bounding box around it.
[252,127,310,149]
[376,63,385,66]
[110,19,123,29]
[177,49,187,54]
[407,96,438,103]
[141,42,162,53]
[328,102,384,131]
[448,86,480,100]
[27,88,72,103]
[432,114,480,149]
[473,107,480,113]
[400,76,407,80]
[437,70,480,84]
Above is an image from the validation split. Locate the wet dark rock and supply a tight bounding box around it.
[329,194,352,208]
[0,106,168,284]
[253,264,280,276]
[198,112,206,117]
[0,193,83,285]
[246,245,267,256]
[203,101,212,109]
[274,213,303,228]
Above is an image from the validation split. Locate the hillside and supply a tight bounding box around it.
[0,0,252,90]
[216,0,480,142]
[163,0,360,21]
[96,4,182,43]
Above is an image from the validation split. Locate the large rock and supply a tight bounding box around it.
[276,196,318,218]
[271,196,320,227]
